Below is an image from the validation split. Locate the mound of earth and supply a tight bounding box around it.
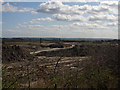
[2,45,34,63]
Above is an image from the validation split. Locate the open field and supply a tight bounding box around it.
[2,38,120,88]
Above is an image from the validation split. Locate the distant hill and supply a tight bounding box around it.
[2,37,116,41]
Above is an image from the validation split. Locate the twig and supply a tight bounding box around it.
[26,64,30,90]
[53,57,62,74]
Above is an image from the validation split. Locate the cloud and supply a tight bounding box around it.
[86,6,109,15]
[100,1,118,14]
[53,14,84,22]
[5,1,118,39]
[18,8,34,12]
[101,1,118,7]
[28,25,41,30]
[17,23,43,30]
[37,1,118,15]
[72,22,101,28]
[37,1,84,15]
[50,0,99,2]
[37,1,118,23]
[31,11,38,14]
[16,1,118,32]
[16,17,53,29]
[106,22,118,27]
[2,3,18,12]
[28,17,52,24]
[35,17,52,21]
[88,14,117,22]
[2,0,119,2]
[2,3,34,13]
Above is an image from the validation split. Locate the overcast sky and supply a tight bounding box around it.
[1,0,119,39]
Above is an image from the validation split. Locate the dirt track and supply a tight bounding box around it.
[30,45,75,55]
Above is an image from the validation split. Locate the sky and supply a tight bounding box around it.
[1,0,119,39]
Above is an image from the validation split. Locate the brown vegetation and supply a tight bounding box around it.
[2,38,119,89]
